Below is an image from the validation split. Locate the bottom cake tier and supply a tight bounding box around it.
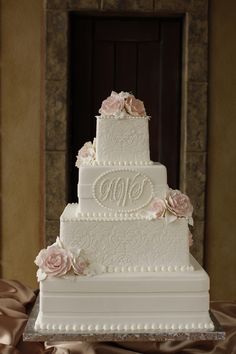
[35,256,214,332]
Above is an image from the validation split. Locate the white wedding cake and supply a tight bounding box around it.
[35,91,214,333]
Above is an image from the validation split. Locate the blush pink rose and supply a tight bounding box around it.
[72,251,90,275]
[76,140,96,167]
[124,95,146,116]
[166,189,193,218]
[99,92,124,115]
[149,197,166,218]
[35,245,72,277]
[79,142,93,158]
[188,231,194,247]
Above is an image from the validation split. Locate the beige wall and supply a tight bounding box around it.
[0,0,235,298]
[1,0,43,288]
[206,0,236,300]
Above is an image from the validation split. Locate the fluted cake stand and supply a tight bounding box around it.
[23,296,225,342]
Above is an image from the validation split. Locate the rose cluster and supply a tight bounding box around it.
[35,238,89,281]
[99,91,146,117]
[146,189,193,225]
[75,138,96,168]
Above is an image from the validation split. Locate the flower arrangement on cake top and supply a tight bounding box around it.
[99,91,147,118]
[75,91,148,167]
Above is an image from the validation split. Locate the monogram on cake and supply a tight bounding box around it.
[35,91,214,333]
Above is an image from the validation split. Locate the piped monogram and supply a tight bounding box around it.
[93,170,153,212]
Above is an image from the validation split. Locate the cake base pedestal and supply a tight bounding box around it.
[23,297,225,342]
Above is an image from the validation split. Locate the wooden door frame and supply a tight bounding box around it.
[44,0,208,265]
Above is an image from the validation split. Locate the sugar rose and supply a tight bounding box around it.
[71,251,90,275]
[99,91,124,115]
[75,139,96,167]
[166,189,193,218]
[149,197,166,218]
[35,244,72,277]
[124,95,146,117]
[188,231,194,247]
[78,142,94,158]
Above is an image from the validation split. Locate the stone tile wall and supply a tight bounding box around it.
[45,0,208,264]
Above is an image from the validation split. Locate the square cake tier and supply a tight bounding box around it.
[35,256,214,332]
[60,204,191,273]
[77,163,168,214]
[96,117,150,163]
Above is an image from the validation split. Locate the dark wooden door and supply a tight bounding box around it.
[69,14,182,202]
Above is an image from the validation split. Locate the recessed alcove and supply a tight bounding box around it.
[68,14,182,201]
[45,0,208,265]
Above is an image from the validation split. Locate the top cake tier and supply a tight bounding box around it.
[96,91,151,164]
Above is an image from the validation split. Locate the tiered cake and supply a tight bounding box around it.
[35,91,214,332]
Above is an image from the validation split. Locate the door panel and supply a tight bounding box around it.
[115,42,137,91]
[137,41,161,161]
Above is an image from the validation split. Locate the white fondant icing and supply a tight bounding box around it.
[60,204,190,271]
[96,117,150,162]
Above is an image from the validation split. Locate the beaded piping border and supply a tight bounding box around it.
[35,320,214,332]
[63,213,149,222]
[64,204,187,222]
[107,264,194,273]
[90,160,153,166]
